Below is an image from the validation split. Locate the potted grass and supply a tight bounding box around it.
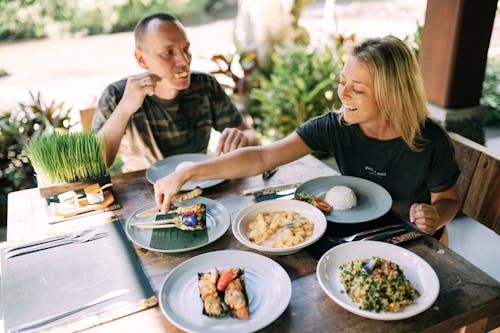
[26,132,108,198]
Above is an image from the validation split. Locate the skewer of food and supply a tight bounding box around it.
[135,187,202,219]
[197,267,249,320]
[132,203,206,230]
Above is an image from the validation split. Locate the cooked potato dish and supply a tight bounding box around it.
[247,211,314,248]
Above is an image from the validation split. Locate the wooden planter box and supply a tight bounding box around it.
[38,174,111,200]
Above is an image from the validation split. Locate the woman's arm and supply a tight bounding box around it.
[409,184,460,234]
[154,132,312,212]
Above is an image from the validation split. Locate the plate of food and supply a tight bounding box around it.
[295,175,392,223]
[317,241,439,320]
[125,194,230,253]
[232,200,327,255]
[146,153,224,190]
[159,250,292,333]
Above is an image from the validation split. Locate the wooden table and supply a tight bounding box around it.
[6,155,500,333]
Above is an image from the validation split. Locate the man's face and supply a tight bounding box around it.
[136,19,192,93]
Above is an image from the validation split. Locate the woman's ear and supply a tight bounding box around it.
[134,49,148,70]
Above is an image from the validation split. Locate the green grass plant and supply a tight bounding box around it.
[26,132,106,186]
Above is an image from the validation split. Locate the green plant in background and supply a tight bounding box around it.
[210,49,260,117]
[403,21,424,59]
[481,56,500,125]
[0,92,74,225]
[26,132,106,186]
[249,43,343,140]
[0,0,219,40]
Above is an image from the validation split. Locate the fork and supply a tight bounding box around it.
[4,228,94,253]
[5,230,108,259]
[338,224,405,242]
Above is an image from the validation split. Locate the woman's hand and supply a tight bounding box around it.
[409,203,440,235]
[154,170,186,213]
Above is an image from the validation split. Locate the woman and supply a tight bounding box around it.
[154,36,460,238]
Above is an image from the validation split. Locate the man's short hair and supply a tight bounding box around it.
[134,13,178,49]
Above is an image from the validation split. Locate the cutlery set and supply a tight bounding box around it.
[4,228,109,259]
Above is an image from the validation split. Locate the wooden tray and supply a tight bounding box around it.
[50,190,115,218]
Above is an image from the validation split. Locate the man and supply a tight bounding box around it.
[92,13,258,171]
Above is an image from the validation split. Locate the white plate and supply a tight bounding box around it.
[317,241,439,320]
[146,153,224,190]
[159,250,292,333]
[232,200,327,255]
[125,196,230,253]
[296,176,392,223]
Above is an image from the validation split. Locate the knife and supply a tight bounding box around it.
[255,188,296,202]
[8,289,130,333]
[361,227,407,241]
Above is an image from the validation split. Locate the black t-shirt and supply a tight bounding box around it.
[296,112,460,221]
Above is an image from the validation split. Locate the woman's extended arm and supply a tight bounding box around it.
[154,132,312,212]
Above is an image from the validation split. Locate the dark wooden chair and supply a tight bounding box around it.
[449,132,500,235]
[448,133,500,333]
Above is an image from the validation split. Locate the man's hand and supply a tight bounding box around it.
[120,73,161,115]
[215,127,249,155]
[409,203,440,235]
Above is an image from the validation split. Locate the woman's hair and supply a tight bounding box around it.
[349,35,428,151]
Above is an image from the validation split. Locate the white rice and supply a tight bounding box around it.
[324,186,357,210]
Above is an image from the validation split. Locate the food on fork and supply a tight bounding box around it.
[173,71,190,79]
[324,185,357,210]
[295,191,332,214]
[198,267,249,320]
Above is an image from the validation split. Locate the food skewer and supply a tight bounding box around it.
[133,203,206,230]
[135,187,202,219]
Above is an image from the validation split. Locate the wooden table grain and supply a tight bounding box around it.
[6,155,500,333]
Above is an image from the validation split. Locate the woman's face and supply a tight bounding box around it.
[337,56,381,127]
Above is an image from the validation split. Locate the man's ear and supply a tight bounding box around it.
[135,49,148,70]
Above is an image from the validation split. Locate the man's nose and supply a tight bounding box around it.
[175,51,190,66]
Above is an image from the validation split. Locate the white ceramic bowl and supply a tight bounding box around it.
[232,200,327,255]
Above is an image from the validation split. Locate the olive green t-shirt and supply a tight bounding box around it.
[92,72,243,171]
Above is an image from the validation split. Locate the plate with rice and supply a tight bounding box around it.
[317,241,439,320]
[295,176,392,223]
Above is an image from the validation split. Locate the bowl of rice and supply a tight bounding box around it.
[232,200,327,255]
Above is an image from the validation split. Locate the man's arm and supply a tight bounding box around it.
[97,74,160,168]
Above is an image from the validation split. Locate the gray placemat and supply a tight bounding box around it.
[1,222,155,332]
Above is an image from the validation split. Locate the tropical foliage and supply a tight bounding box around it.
[248,41,347,140]
[0,0,219,40]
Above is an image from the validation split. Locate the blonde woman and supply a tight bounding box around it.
[154,36,460,239]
